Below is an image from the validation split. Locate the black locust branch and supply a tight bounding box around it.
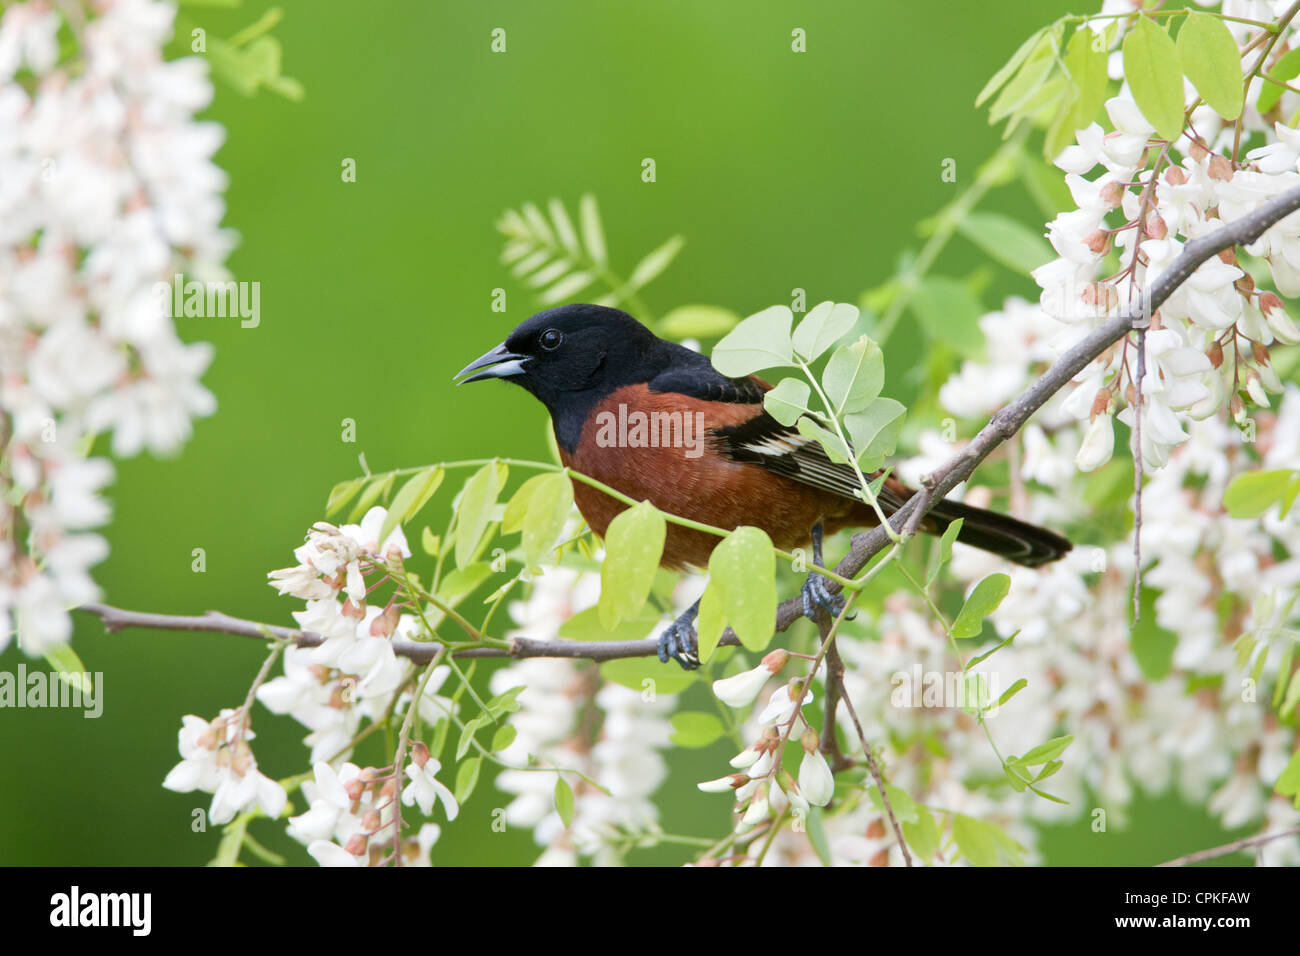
[77,182,1300,665]
[1156,825,1300,867]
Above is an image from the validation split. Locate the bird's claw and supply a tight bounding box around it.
[802,573,855,623]
[657,616,700,670]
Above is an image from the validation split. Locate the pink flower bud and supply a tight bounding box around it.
[1085,229,1111,254]
[761,649,790,673]
[411,741,430,768]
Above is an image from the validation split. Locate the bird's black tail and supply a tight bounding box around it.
[924,499,1072,568]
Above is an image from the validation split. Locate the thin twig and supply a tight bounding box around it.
[1133,324,1146,624]
[820,642,850,770]
[834,668,912,867]
[1156,826,1300,867]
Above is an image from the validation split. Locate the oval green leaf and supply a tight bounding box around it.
[597,500,666,628]
[1124,17,1185,140]
[1176,12,1243,121]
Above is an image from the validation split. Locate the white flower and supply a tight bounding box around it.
[698,774,742,793]
[401,756,460,821]
[349,506,412,560]
[756,680,813,726]
[798,749,835,807]
[740,786,770,827]
[713,665,774,708]
[307,840,363,867]
[161,710,286,825]
[287,761,370,846]
[712,650,788,708]
[1075,413,1115,472]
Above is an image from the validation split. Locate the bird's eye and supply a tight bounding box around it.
[539,328,563,351]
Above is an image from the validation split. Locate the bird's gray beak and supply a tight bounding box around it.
[455,342,530,384]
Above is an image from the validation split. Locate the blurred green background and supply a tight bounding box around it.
[1,0,1248,866]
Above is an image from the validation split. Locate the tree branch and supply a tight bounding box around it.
[75,601,737,664]
[1156,826,1300,867]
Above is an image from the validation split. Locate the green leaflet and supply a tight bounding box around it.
[381,466,444,545]
[454,756,482,805]
[1223,469,1300,519]
[763,378,812,426]
[951,573,1011,639]
[521,472,573,566]
[711,305,794,376]
[977,25,1048,107]
[792,301,858,361]
[845,398,906,473]
[909,276,985,357]
[554,778,575,828]
[597,500,666,628]
[454,462,507,568]
[823,336,884,414]
[669,712,726,748]
[956,212,1052,277]
[696,527,777,660]
[326,477,366,517]
[348,472,395,523]
[1176,12,1243,121]
[1258,48,1300,113]
[660,304,740,339]
[1064,25,1110,133]
[1123,18,1185,141]
[502,473,550,534]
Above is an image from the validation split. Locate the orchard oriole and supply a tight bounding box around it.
[456,304,1071,668]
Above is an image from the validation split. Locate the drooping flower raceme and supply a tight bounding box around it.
[1,0,227,655]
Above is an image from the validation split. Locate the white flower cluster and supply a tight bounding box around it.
[162,709,286,826]
[161,505,460,866]
[0,0,225,655]
[264,506,418,707]
[261,506,464,865]
[1030,9,1300,475]
[491,566,679,866]
[290,758,443,867]
[698,649,836,840]
[259,507,420,762]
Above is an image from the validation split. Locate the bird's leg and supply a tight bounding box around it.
[657,599,701,671]
[802,520,852,622]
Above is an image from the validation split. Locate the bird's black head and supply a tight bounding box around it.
[455,304,680,450]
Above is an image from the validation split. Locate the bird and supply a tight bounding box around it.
[456,304,1071,668]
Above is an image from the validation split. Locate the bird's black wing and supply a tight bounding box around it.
[709,410,911,510]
